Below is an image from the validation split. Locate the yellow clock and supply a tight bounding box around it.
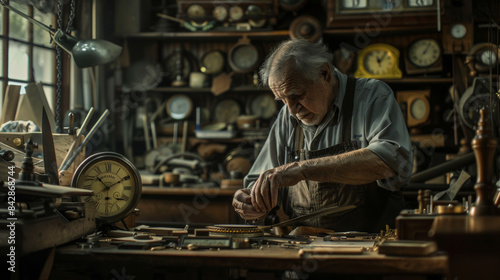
[355,43,402,79]
[72,152,142,223]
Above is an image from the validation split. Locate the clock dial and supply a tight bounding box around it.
[479,50,497,66]
[410,98,427,120]
[187,4,206,18]
[248,94,277,119]
[355,43,402,79]
[214,99,241,124]
[201,50,225,74]
[363,49,394,75]
[166,94,193,120]
[229,6,244,21]
[72,152,142,223]
[408,39,441,67]
[213,5,228,21]
[451,24,467,39]
[228,40,261,73]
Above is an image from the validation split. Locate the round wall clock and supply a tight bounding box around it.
[248,93,277,119]
[213,98,241,124]
[72,152,142,223]
[213,5,228,21]
[450,23,467,39]
[289,15,322,42]
[354,43,402,79]
[166,94,193,120]
[187,4,206,18]
[229,6,244,21]
[228,37,261,74]
[201,50,225,74]
[405,38,443,75]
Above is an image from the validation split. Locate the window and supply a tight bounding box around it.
[0,2,56,115]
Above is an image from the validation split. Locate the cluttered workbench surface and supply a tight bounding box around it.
[51,228,447,280]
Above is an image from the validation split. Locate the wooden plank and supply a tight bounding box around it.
[0,84,21,124]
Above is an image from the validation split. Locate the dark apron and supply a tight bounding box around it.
[280,77,406,233]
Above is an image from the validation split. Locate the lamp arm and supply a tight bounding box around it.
[0,0,55,34]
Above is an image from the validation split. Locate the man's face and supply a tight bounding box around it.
[269,63,333,126]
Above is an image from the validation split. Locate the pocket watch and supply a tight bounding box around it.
[355,43,402,79]
[405,38,443,75]
[72,152,142,223]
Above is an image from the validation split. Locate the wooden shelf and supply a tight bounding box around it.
[149,85,271,93]
[381,77,454,84]
[120,25,439,40]
[120,30,290,40]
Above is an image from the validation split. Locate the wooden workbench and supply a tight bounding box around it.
[50,241,448,279]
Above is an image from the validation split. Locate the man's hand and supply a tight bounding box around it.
[251,162,305,213]
[232,188,266,220]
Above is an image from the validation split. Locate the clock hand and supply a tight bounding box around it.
[95,176,110,189]
[378,52,388,64]
[107,175,131,188]
[422,42,431,55]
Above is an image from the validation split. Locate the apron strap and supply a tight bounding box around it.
[294,124,304,159]
[342,76,357,143]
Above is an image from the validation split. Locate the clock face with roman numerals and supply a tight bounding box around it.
[72,152,142,223]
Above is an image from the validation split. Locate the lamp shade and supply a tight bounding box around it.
[54,30,123,68]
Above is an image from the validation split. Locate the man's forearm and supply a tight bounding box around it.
[297,148,395,185]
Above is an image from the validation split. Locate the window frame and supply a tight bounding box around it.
[0,2,57,113]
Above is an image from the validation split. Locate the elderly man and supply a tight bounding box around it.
[232,39,413,232]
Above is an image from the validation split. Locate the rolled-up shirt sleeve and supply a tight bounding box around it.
[363,81,413,191]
